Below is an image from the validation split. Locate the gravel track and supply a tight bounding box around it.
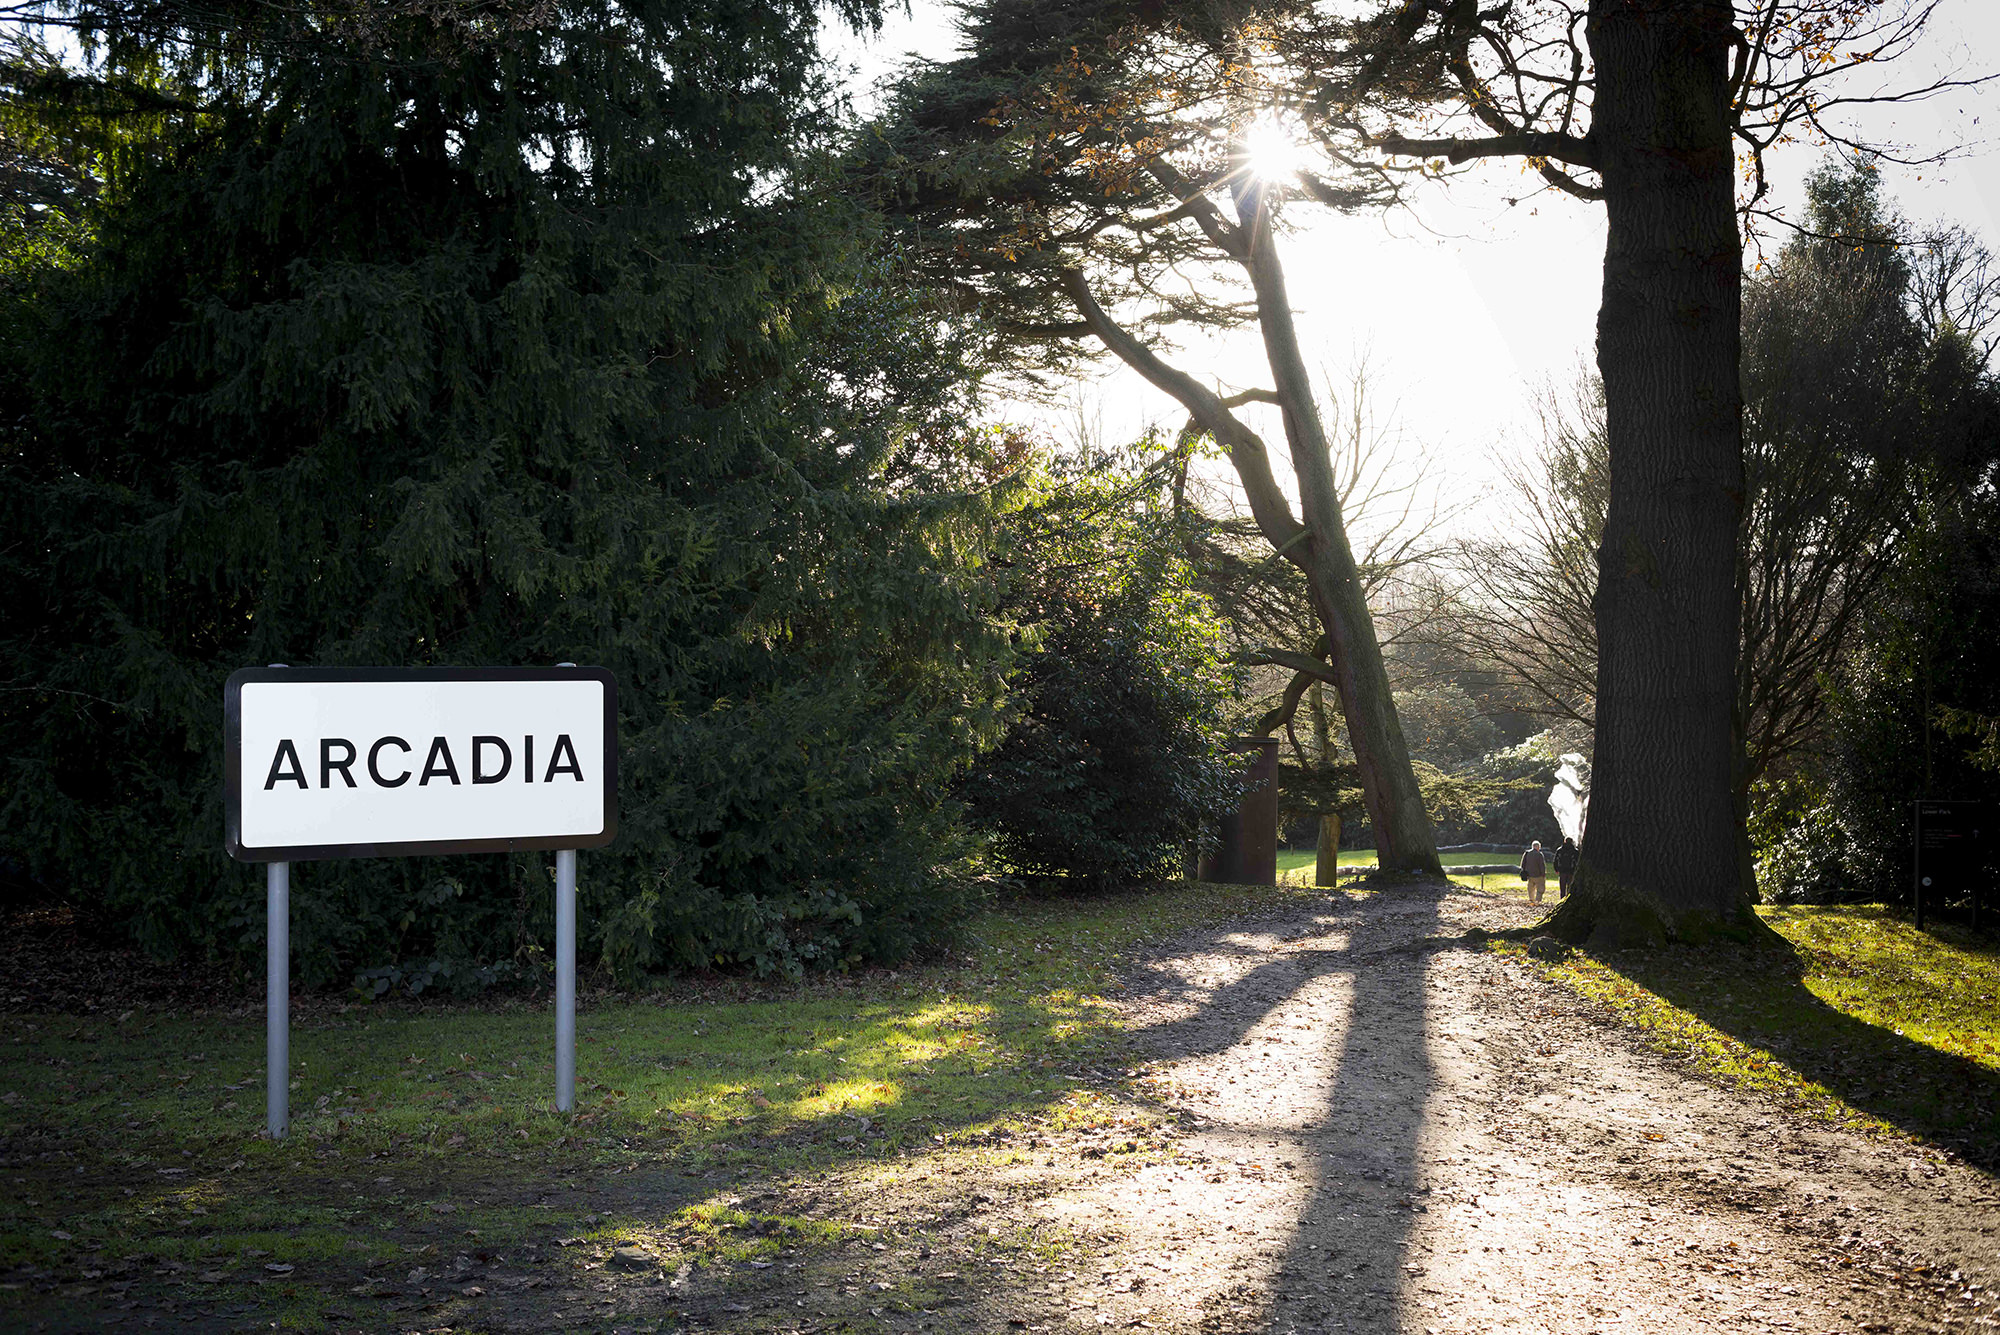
[1022,882,1999,1335]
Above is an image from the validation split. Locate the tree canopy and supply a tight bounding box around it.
[1247,0,1988,944]
[961,446,1243,887]
[0,0,1024,985]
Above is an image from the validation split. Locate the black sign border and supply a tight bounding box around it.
[225,666,618,862]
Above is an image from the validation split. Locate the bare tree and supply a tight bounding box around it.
[1451,160,1986,846]
[1174,366,1463,880]
[1445,374,1606,735]
[1909,224,2000,366]
[1177,364,1464,673]
[1468,351,1915,800]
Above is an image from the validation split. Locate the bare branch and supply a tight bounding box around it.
[1056,267,1307,550]
[1239,646,1342,686]
[1218,388,1282,408]
[1376,129,1595,169]
[1253,667,1320,737]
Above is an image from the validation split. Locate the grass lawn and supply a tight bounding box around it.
[1524,904,2000,1164]
[0,879,1318,1328]
[1275,849,1520,870]
[1276,847,1542,897]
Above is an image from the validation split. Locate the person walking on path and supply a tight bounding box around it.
[1553,837,1579,900]
[1520,840,1548,905]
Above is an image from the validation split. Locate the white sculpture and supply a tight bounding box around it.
[1549,752,1590,844]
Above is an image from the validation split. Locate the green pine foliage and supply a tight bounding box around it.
[0,0,1019,986]
[1774,496,2000,907]
[960,450,1242,887]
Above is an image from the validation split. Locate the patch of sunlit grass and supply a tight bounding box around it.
[1520,943,1865,1122]
[0,877,1317,1284]
[1518,903,2000,1162]
[662,1201,857,1265]
[1277,848,1546,899]
[1765,905,2000,1069]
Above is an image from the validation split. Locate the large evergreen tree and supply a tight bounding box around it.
[0,0,1016,985]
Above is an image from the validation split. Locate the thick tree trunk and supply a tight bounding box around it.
[1547,0,1766,945]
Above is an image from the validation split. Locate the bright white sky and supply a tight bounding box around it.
[829,0,2000,513]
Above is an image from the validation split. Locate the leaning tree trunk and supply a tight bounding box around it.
[1547,0,1767,945]
[1294,522,1438,873]
[1056,224,1441,876]
[1235,177,1442,875]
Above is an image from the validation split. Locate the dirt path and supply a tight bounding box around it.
[1019,882,2000,1335]
[646,883,1998,1335]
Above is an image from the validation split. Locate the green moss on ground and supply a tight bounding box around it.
[1522,904,2000,1162]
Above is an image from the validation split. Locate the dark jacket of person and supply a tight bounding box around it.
[1520,846,1546,878]
[1554,840,1580,877]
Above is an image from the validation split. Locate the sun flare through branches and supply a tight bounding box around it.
[1242,112,1306,185]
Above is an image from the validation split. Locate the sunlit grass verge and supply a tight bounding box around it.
[1515,904,2000,1161]
[0,876,1316,1318]
[1276,848,1543,897]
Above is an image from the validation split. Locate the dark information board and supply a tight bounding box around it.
[1912,800,1989,929]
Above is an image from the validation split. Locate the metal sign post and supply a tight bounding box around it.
[229,664,616,1139]
[555,847,576,1112]
[267,861,289,1139]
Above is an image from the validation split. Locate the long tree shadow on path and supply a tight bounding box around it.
[1268,887,1443,1334]
[1593,936,2000,1167]
[1120,883,1450,1334]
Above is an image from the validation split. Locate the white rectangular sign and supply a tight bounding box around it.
[225,667,617,860]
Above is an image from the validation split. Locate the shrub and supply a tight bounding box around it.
[961,454,1241,887]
